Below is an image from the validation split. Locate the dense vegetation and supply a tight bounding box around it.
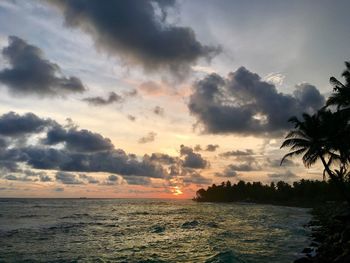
[194,179,346,206]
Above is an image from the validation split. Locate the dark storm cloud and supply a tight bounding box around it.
[268,170,297,182]
[0,36,86,96]
[153,106,164,116]
[83,92,123,106]
[43,125,114,152]
[138,132,157,144]
[189,67,325,135]
[0,112,54,137]
[219,149,254,158]
[17,147,166,179]
[55,171,84,185]
[49,0,219,77]
[180,145,208,169]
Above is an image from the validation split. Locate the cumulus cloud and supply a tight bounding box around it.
[227,162,260,172]
[215,165,238,178]
[104,174,124,185]
[189,67,325,135]
[79,174,99,184]
[124,176,151,186]
[83,92,123,106]
[205,144,219,152]
[55,171,84,185]
[43,125,114,152]
[146,153,177,165]
[138,132,157,144]
[180,144,208,169]
[49,0,219,77]
[0,112,167,179]
[0,112,54,137]
[0,36,85,96]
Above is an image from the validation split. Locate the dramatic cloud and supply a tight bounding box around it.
[43,125,114,152]
[0,112,54,137]
[153,106,164,116]
[0,112,166,179]
[180,145,208,169]
[138,132,157,144]
[83,92,123,106]
[219,149,254,158]
[189,67,325,135]
[0,36,85,96]
[49,0,219,77]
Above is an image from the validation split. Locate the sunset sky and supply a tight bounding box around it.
[0,0,349,198]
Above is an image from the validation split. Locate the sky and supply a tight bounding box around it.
[0,0,349,198]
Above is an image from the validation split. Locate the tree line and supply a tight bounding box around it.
[194,179,345,205]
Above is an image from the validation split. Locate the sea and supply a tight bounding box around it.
[0,199,311,263]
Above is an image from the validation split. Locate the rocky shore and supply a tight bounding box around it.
[295,203,350,263]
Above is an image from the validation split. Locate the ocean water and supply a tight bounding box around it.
[0,199,311,263]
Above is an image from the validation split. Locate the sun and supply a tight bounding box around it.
[172,186,183,196]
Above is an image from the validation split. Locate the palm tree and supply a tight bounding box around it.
[281,110,350,203]
[326,61,350,110]
[280,111,334,179]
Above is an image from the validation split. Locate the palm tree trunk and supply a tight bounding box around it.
[319,155,335,179]
[319,155,350,205]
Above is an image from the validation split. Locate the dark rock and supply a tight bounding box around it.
[302,247,313,254]
[207,222,219,228]
[181,220,199,229]
[150,225,165,233]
